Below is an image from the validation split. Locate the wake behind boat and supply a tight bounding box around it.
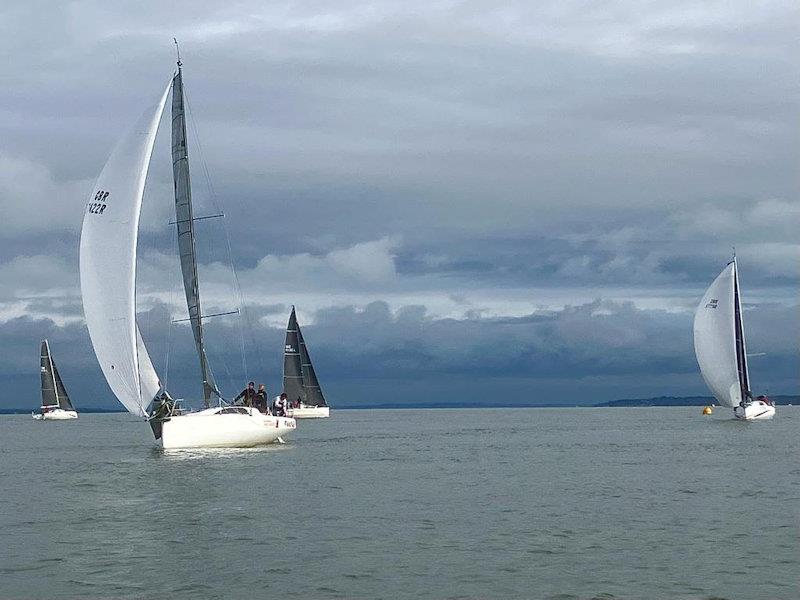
[283,307,330,418]
[693,255,775,421]
[33,339,78,420]
[79,50,295,448]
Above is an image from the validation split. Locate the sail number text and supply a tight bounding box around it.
[88,190,110,214]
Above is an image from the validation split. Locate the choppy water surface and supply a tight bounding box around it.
[0,407,797,599]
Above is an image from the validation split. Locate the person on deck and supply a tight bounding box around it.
[234,381,257,407]
[256,384,269,414]
[273,392,288,416]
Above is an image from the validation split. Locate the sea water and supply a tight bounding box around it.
[0,407,797,599]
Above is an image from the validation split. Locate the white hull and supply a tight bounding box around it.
[32,409,78,420]
[287,405,330,419]
[159,407,296,449]
[734,401,776,421]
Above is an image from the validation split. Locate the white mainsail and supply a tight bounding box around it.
[79,82,171,418]
[693,261,741,407]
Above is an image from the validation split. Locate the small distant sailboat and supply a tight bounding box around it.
[79,48,296,447]
[693,256,775,421]
[33,340,78,420]
[283,307,330,418]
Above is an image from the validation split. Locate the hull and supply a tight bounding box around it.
[734,401,775,421]
[32,409,78,420]
[160,407,296,449]
[287,405,330,419]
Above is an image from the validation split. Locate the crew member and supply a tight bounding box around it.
[234,381,257,406]
[256,384,269,413]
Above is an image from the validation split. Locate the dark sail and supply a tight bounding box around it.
[298,324,327,407]
[283,307,305,404]
[40,340,57,408]
[40,340,74,411]
[732,260,751,401]
[171,66,218,404]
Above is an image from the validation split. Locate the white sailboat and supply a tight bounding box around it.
[33,340,78,420]
[283,307,330,418]
[79,51,296,448]
[693,256,775,421]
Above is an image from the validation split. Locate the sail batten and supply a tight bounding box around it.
[171,67,218,403]
[80,81,171,418]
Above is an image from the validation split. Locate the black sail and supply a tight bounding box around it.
[298,324,327,407]
[732,260,751,400]
[171,66,218,404]
[40,340,74,411]
[283,307,305,404]
[40,340,57,408]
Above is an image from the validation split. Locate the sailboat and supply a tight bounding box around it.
[283,307,330,418]
[79,51,296,448]
[33,340,78,420]
[693,256,775,421]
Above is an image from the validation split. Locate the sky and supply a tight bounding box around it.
[0,0,797,409]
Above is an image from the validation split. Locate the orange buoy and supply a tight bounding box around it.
[702,406,713,415]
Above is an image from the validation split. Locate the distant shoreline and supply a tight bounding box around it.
[4,395,796,414]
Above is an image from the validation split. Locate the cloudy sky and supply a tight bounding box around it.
[1,1,797,409]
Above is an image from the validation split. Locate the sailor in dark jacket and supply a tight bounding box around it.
[234,381,257,406]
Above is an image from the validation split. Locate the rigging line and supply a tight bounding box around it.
[184,89,261,383]
[163,219,181,394]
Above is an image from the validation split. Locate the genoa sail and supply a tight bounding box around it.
[79,81,171,418]
[40,340,74,411]
[171,67,219,403]
[283,307,305,404]
[693,261,743,408]
[298,324,327,407]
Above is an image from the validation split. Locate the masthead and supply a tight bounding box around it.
[173,37,182,67]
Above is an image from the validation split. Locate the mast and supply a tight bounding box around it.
[732,258,751,401]
[171,53,219,405]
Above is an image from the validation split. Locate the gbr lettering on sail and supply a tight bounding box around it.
[87,190,109,214]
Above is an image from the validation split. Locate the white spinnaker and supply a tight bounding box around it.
[80,81,171,418]
[693,262,741,407]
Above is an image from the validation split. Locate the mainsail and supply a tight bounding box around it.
[693,260,745,408]
[283,307,305,404]
[171,66,218,403]
[298,324,327,407]
[79,81,171,418]
[732,262,751,402]
[40,340,74,411]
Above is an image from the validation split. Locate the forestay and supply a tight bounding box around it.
[693,262,741,407]
[79,82,171,418]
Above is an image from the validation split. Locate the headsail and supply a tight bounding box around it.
[693,261,742,407]
[171,65,218,404]
[40,339,74,410]
[80,81,171,418]
[298,324,327,407]
[283,307,305,404]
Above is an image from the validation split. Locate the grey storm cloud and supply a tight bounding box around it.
[1,297,796,409]
[0,1,797,407]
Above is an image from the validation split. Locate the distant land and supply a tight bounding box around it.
[596,395,799,407]
[3,395,797,414]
